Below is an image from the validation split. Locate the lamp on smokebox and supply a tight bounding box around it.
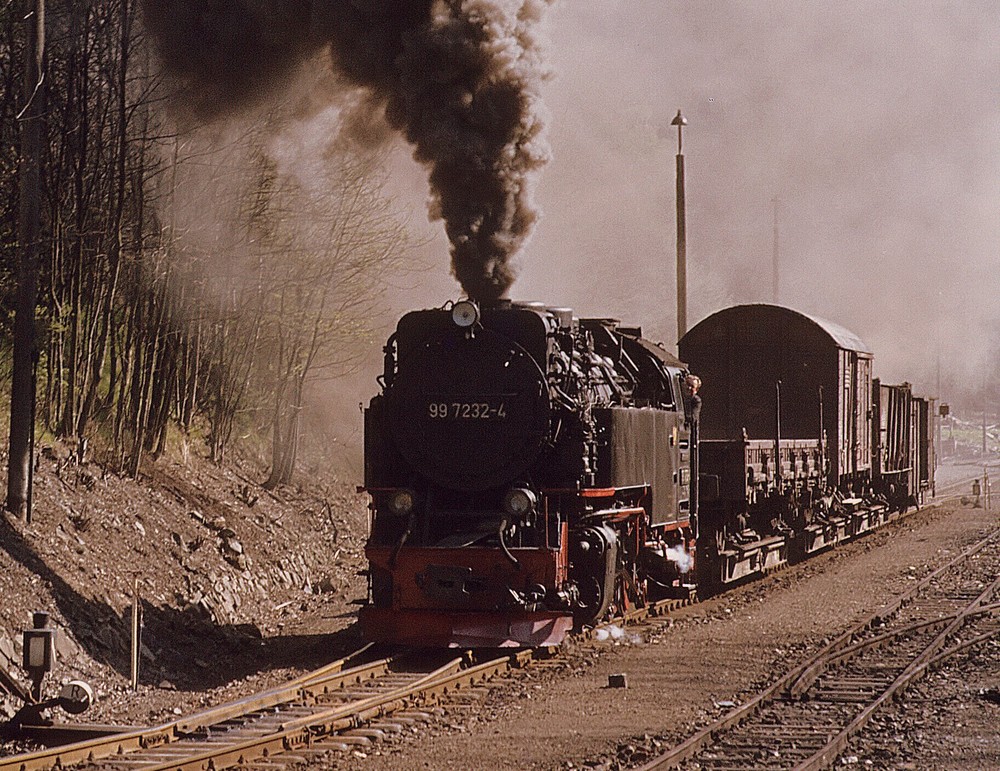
[670,109,689,344]
[22,611,56,702]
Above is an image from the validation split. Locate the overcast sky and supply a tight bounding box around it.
[456,1,996,405]
[240,1,1000,415]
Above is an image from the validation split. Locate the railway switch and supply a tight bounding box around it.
[17,611,94,719]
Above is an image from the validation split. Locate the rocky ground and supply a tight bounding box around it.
[0,439,371,734]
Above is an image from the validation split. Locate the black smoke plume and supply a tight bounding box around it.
[142,0,553,303]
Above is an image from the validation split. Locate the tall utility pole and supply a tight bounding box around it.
[983,400,988,457]
[772,197,780,304]
[671,109,688,344]
[935,328,941,468]
[7,0,45,518]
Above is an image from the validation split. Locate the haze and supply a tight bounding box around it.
[151,1,1000,461]
[504,1,997,412]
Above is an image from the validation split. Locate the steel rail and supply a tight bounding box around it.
[805,601,1000,674]
[131,652,520,771]
[790,570,1000,771]
[636,522,1000,770]
[123,655,467,771]
[0,644,388,771]
[0,647,531,771]
[783,529,1000,699]
[174,643,385,734]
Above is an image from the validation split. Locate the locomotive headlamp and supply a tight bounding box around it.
[387,488,416,516]
[451,300,480,328]
[502,487,537,517]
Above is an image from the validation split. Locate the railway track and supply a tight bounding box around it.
[1,476,989,771]
[636,515,1000,770]
[0,597,692,771]
[0,644,535,771]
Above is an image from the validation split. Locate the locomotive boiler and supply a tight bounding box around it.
[361,299,700,647]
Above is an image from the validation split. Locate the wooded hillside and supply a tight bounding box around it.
[1,1,407,515]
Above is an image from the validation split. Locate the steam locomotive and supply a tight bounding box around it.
[360,300,935,647]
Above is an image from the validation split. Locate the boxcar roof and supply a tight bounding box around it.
[684,304,873,355]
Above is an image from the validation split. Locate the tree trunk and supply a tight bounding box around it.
[263,373,303,490]
[6,0,45,517]
[76,0,130,447]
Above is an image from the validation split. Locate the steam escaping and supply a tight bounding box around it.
[665,544,693,574]
[595,624,643,644]
[141,0,553,303]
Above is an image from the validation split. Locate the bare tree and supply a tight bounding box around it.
[1,7,411,489]
[254,152,407,489]
[74,0,133,456]
[34,0,152,466]
[145,120,409,485]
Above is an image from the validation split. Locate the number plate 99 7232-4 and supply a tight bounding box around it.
[426,400,508,420]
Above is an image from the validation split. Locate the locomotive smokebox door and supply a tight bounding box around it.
[386,313,552,491]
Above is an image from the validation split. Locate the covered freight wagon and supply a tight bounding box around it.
[679,303,873,492]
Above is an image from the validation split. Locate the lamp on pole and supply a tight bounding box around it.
[671,109,688,345]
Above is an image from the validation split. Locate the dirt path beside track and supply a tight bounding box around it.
[335,498,999,770]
